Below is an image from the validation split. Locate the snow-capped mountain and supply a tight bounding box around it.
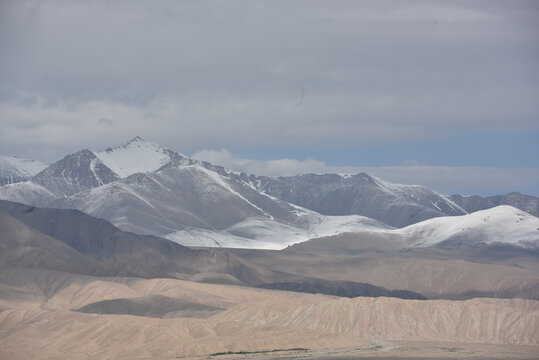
[52,161,391,249]
[32,149,120,197]
[0,137,184,203]
[254,172,466,228]
[292,205,539,252]
[0,136,538,250]
[53,163,298,235]
[95,136,185,178]
[400,205,539,248]
[0,155,48,186]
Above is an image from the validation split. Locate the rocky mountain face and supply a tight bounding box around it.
[0,137,184,207]
[253,173,466,228]
[52,163,309,241]
[0,199,273,282]
[32,150,120,197]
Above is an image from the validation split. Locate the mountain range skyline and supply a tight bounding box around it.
[1,135,537,251]
[1,135,538,197]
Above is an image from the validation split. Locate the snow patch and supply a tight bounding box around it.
[95,137,180,177]
[193,165,274,220]
[0,156,48,177]
[165,214,393,250]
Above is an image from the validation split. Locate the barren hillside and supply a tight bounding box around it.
[0,269,537,359]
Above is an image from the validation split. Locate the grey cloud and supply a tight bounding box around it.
[0,1,538,169]
[1,84,537,161]
[1,1,538,110]
[97,118,113,126]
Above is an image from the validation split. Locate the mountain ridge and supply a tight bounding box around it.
[0,199,428,300]
[253,172,468,228]
[0,137,537,250]
[450,192,539,217]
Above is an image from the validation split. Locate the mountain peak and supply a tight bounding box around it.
[127,135,146,144]
[95,138,184,178]
[31,149,119,197]
[105,136,150,151]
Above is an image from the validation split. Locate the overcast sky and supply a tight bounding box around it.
[1,0,538,195]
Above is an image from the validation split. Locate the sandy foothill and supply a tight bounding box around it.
[0,269,537,359]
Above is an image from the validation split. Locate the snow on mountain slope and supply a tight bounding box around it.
[53,163,304,238]
[0,156,49,186]
[2,137,537,251]
[165,214,394,250]
[49,159,395,249]
[290,206,539,253]
[400,205,539,248]
[31,149,120,197]
[165,226,283,249]
[370,175,466,214]
[165,219,312,249]
[0,181,56,206]
[95,136,184,178]
[314,214,395,235]
[0,137,183,202]
[0,156,48,177]
[254,172,468,228]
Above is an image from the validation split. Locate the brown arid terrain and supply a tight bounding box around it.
[1,202,539,359]
[1,268,538,360]
[232,236,539,300]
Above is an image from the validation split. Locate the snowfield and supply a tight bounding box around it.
[164,215,394,250]
[400,205,539,248]
[164,205,539,250]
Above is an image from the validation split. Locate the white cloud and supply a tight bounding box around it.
[193,148,539,195]
[192,149,326,176]
[192,149,250,169]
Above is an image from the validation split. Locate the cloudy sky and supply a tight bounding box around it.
[1,0,538,195]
